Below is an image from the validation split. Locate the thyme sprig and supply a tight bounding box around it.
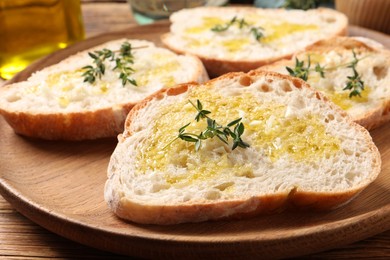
[82,41,138,87]
[314,63,326,78]
[165,100,250,151]
[343,51,365,98]
[286,56,311,81]
[285,50,366,98]
[211,16,264,42]
[282,0,321,10]
[82,48,113,84]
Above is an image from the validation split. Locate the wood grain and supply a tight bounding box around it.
[0,22,389,259]
[81,2,137,37]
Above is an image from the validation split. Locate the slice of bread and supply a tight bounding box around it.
[0,39,208,140]
[104,70,381,225]
[161,6,348,77]
[259,37,390,130]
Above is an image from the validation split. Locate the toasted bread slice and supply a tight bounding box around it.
[104,70,381,225]
[161,6,347,77]
[0,39,208,140]
[259,36,390,130]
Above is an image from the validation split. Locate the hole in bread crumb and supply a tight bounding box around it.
[280,81,292,92]
[183,194,191,202]
[274,183,282,191]
[214,182,234,191]
[239,75,252,86]
[6,94,21,103]
[343,149,353,156]
[315,92,326,101]
[327,114,335,121]
[373,66,388,80]
[310,162,319,170]
[151,183,170,193]
[259,83,271,92]
[135,189,144,195]
[166,85,189,96]
[125,121,132,130]
[290,95,306,109]
[292,79,302,89]
[155,93,165,100]
[325,17,336,23]
[170,153,188,168]
[267,79,274,84]
[235,169,255,178]
[345,171,356,181]
[360,147,368,152]
[205,190,221,200]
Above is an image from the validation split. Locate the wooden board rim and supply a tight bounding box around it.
[0,22,389,258]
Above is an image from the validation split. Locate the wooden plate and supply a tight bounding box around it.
[0,22,389,259]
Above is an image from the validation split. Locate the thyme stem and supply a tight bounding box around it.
[82,42,144,87]
[285,50,367,98]
[211,16,264,42]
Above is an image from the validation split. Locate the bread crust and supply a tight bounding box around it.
[259,36,390,130]
[161,7,348,77]
[107,187,368,225]
[105,70,381,225]
[0,94,134,140]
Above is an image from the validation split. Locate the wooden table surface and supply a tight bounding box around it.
[0,1,389,259]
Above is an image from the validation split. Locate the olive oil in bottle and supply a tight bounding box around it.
[0,0,85,79]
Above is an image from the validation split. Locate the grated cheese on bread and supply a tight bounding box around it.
[0,39,209,140]
[259,37,390,130]
[104,70,381,225]
[161,6,348,77]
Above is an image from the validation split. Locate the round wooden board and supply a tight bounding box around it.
[0,22,389,259]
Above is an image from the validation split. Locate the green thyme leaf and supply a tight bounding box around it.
[285,50,366,99]
[343,66,364,98]
[343,50,365,98]
[168,100,250,151]
[314,63,326,78]
[189,99,211,122]
[282,0,321,10]
[286,56,311,81]
[82,41,138,87]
